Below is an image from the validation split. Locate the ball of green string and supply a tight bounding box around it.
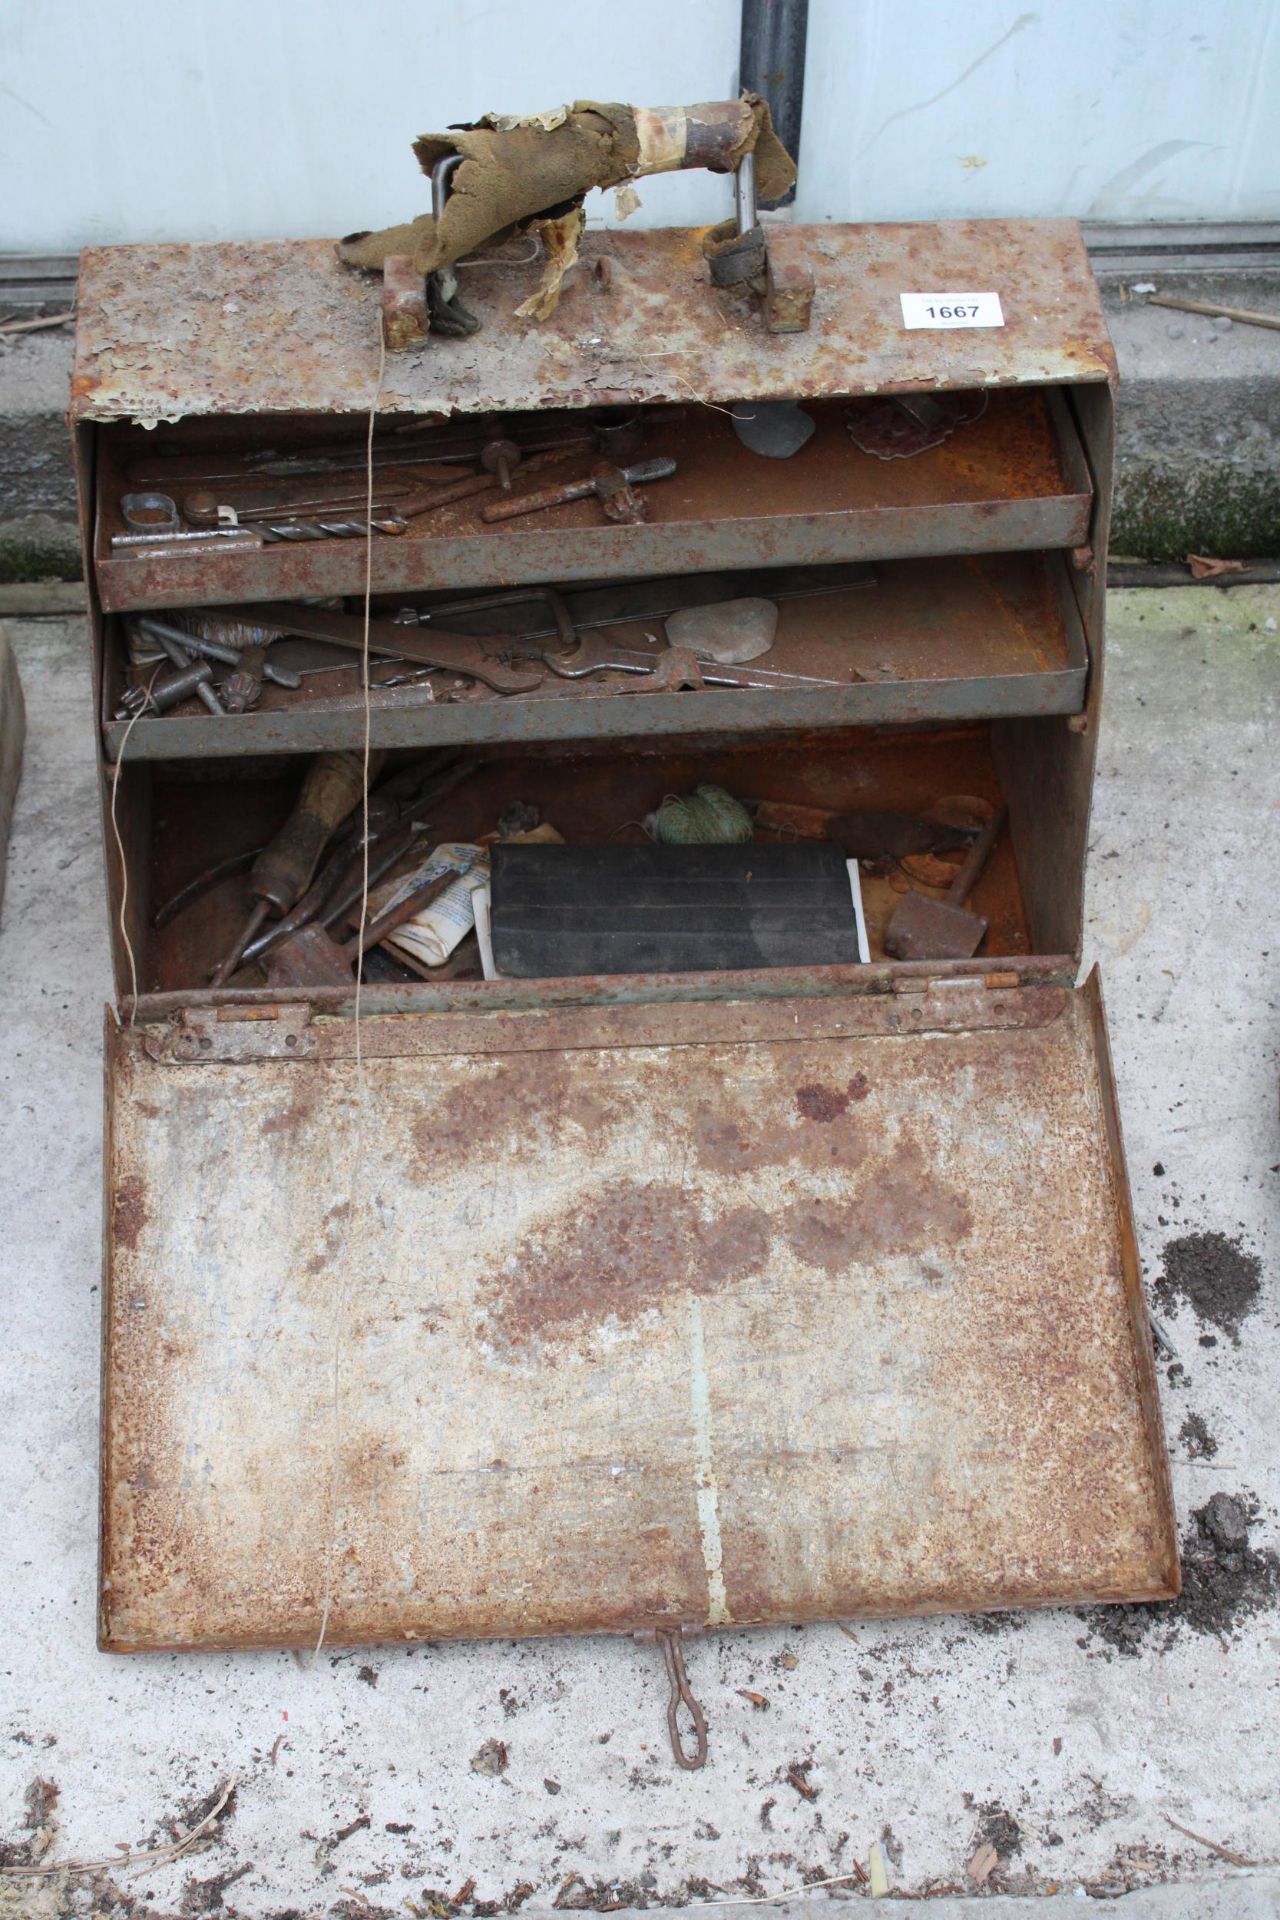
[650,784,754,844]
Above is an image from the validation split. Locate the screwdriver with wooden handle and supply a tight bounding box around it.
[211,750,383,984]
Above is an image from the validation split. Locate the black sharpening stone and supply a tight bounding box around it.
[490,841,859,977]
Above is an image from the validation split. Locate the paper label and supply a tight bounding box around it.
[900,291,1004,330]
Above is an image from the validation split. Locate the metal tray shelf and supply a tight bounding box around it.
[91,389,1091,616]
[102,551,1089,762]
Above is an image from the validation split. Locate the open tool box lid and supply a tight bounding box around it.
[74,219,1178,1653]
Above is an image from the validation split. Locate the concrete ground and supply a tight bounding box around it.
[0,589,1276,1919]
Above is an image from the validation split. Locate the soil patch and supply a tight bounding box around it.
[1079,1491,1279,1656]
[1179,1411,1219,1460]
[966,1798,1023,1857]
[1153,1231,1262,1344]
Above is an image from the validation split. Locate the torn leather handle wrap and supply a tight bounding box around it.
[338,95,795,278]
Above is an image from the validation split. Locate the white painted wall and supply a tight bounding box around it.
[2,0,1277,251]
[796,0,1280,224]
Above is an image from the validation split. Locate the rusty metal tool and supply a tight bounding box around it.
[405,565,876,644]
[883,806,1007,960]
[135,615,301,692]
[151,848,266,930]
[262,516,411,541]
[265,862,475,989]
[211,750,376,984]
[387,444,607,522]
[115,661,223,720]
[480,457,676,525]
[120,490,180,532]
[222,645,266,713]
[241,423,592,481]
[533,631,857,690]
[750,800,981,861]
[124,412,609,493]
[110,525,264,553]
[479,427,522,491]
[243,821,427,965]
[182,479,421,525]
[139,630,227,717]
[223,602,543,695]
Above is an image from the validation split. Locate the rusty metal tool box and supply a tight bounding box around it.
[73,217,1178,1659]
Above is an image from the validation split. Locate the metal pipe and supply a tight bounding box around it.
[432,155,463,223]
[735,151,757,235]
[738,0,809,208]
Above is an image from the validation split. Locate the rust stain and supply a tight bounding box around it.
[782,1139,972,1272]
[691,1078,871,1176]
[412,1053,625,1171]
[260,1096,318,1138]
[112,1173,148,1252]
[481,1182,770,1349]
[299,1197,357,1284]
[795,1072,870,1122]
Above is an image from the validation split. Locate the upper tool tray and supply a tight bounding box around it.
[74,221,1110,615]
[90,390,1091,614]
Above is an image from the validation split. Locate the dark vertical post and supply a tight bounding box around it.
[738,0,810,206]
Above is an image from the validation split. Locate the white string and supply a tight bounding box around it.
[706,1870,867,1907]
[307,330,386,1667]
[354,330,386,1059]
[107,686,155,1023]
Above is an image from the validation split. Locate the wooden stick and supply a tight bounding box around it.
[0,308,75,337]
[1147,293,1280,333]
[1162,1813,1257,1867]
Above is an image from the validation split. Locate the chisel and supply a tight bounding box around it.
[211,750,382,984]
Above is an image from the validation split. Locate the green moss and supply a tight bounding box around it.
[1114,460,1280,562]
[0,515,83,584]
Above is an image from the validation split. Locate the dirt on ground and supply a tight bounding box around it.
[1153,1230,1263,1343]
[1179,1411,1219,1459]
[1078,1491,1280,1657]
[965,1797,1024,1857]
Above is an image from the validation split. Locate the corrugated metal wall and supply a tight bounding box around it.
[2,0,1277,250]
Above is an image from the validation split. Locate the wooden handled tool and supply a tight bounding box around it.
[883,806,1007,961]
[211,750,380,984]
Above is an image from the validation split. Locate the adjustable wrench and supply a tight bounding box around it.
[535,632,861,690]
[223,602,543,695]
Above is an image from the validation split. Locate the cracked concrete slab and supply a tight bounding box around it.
[0,589,1276,1917]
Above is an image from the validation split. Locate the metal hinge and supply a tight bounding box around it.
[882,973,1021,1033]
[142,1003,317,1063]
[892,971,1020,995]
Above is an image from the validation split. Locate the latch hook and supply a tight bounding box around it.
[657,1627,708,1771]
